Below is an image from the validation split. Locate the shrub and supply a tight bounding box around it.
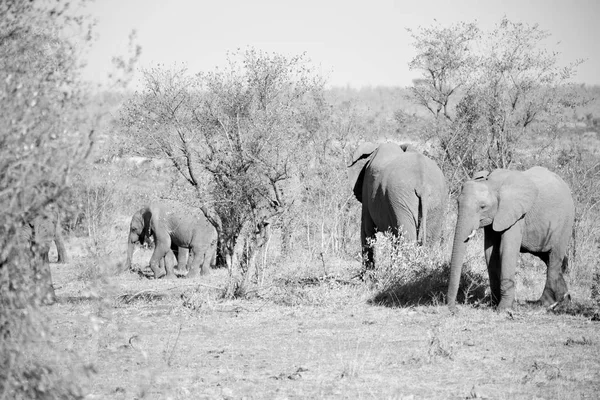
[367,232,487,307]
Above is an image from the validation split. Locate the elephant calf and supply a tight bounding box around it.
[348,141,448,268]
[447,167,575,311]
[126,208,189,277]
[126,202,217,279]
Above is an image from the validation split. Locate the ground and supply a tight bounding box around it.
[39,247,600,400]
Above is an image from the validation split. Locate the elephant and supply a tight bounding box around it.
[126,208,190,275]
[447,167,575,311]
[348,141,448,267]
[126,202,218,279]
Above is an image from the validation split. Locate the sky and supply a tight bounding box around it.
[81,0,600,89]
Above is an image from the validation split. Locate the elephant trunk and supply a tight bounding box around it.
[125,233,138,271]
[447,205,477,310]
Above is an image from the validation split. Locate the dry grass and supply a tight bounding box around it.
[35,231,600,399]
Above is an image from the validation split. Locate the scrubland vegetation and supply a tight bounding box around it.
[1,2,600,398]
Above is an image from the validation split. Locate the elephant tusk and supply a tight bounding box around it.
[465,229,477,242]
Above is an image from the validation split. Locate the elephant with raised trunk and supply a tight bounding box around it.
[447,167,575,311]
[348,141,448,267]
[126,202,217,279]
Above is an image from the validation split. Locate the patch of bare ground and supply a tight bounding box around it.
[40,257,600,400]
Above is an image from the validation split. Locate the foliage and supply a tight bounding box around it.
[0,1,138,397]
[0,0,93,271]
[551,137,600,282]
[409,17,587,190]
[367,232,487,307]
[407,21,480,121]
[121,49,328,296]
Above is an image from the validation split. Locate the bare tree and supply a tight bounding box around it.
[121,49,327,296]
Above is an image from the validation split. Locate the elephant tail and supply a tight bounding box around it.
[415,188,428,246]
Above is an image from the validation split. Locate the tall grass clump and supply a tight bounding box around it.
[368,232,487,307]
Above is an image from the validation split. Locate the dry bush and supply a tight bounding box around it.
[367,232,488,307]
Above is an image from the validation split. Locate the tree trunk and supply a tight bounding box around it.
[54,226,68,263]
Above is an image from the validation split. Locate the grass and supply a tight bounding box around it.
[20,119,600,398]
[33,234,600,399]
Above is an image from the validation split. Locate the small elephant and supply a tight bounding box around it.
[127,202,217,279]
[348,141,448,267]
[126,208,189,275]
[447,167,575,311]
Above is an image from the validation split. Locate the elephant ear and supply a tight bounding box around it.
[493,172,539,232]
[347,142,378,203]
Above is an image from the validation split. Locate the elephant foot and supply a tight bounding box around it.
[538,290,571,309]
[185,270,200,279]
[152,270,166,279]
[495,299,514,311]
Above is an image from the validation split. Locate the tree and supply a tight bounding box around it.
[0,1,97,397]
[0,0,93,304]
[407,21,480,121]
[408,18,586,188]
[121,49,327,296]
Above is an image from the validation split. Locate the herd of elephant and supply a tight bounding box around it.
[27,141,575,311]
[349,141,574,311]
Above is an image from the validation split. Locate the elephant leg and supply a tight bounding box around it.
[186,246,205,278]
[496,226,522,310]
[175,247,189,273]
[163,250,177,279]
[149,241,170,279]
[484,227,501,307]
[539,252,570,306]
[361,207,375,270]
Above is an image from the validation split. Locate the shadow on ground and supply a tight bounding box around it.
[549,299,600,320]
[368,264,489,308]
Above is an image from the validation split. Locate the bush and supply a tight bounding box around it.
[367,232,488,307]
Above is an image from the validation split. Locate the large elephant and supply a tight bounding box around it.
[126,202,218,279]
[447,167,575,311]
[348,141,448,267]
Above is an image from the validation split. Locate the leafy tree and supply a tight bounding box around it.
[0,1,95,397]
[408,17,586,189]
[121,49,327,296]
[0,1,140,397]
[0,1,94,302]
[407,21,480,121]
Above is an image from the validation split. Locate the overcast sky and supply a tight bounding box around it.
[81,0,600,89]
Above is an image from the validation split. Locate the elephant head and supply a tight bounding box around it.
[347,141,417,202]
[125,207,152,270]
[447,170,539,308]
